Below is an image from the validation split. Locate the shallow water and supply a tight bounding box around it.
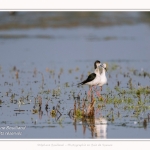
[0,21,150,139]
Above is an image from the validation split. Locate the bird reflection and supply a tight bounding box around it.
[72,116,107,138]
[92,117,107,138]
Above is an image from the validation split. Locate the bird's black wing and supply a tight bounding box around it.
[78,73,96,85]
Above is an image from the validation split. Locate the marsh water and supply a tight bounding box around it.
[0,12,150,139]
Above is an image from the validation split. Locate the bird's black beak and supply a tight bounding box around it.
[100,64,104,68]
[100,64,107,72]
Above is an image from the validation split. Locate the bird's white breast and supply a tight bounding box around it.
[98,73,107,86]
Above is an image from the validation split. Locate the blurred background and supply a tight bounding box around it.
[0,11,150,66]
[0,12,150,29]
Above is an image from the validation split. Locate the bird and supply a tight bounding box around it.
[90,117,107,138]
[96,63,107,97]
[78,60,101,97]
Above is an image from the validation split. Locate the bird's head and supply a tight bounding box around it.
[94,60,101,69]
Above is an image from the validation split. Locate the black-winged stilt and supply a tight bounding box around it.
[78,60,101,97]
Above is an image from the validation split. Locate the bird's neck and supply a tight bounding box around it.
[95,67,100,75]
[101,68,106,76]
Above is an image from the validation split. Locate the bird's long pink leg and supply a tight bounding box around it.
[87,86,92,97]
[93,86,101,97]
[93,86,100,97]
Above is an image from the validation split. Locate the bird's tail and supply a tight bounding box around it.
[71,82,82,87]
[77,83,82,86]
[72,81,85,87]
[77,81,85,86]
[73,82,83,86]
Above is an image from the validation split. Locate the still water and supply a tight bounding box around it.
[0,19,150,139]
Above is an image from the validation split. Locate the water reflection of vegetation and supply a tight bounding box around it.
[71,94,107,138]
